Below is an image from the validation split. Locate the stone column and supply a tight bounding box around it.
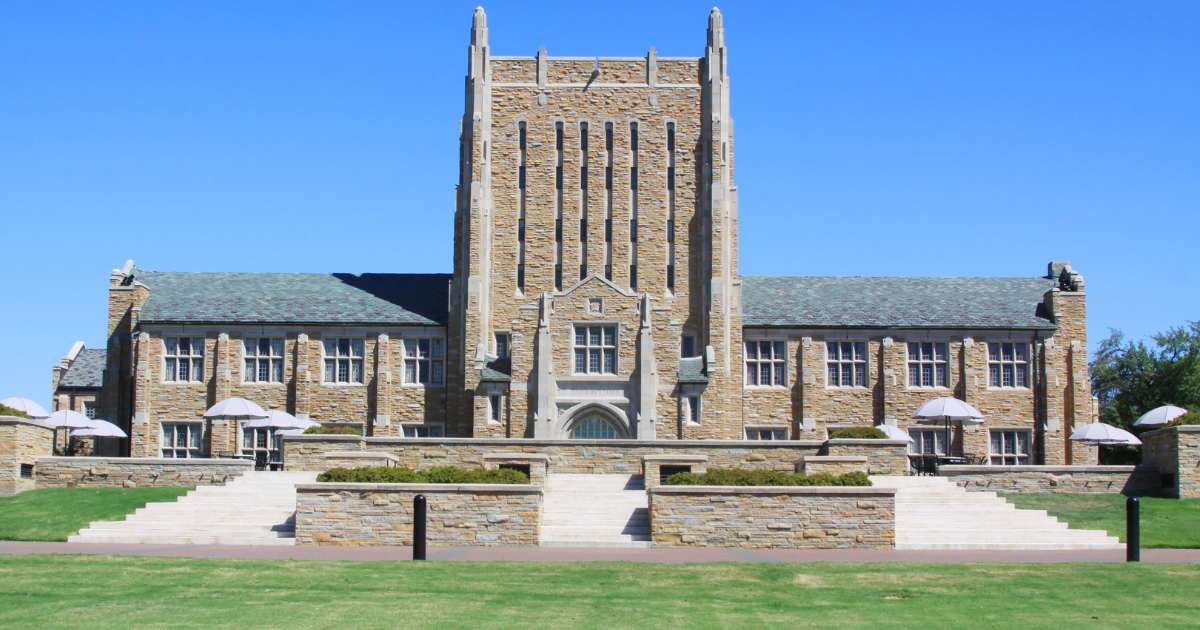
[293,333,311,419]
[132,332,153,457]
[636,294,657,439]
[373,333,392,434]
[533,293,556,439]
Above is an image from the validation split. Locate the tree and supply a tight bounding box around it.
[1091,321,1200,430]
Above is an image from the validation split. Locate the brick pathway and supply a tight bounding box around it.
[2,541,1198,563]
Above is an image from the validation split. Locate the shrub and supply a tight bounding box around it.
[1168,411,1200,427]
[664,469,870,487]
[0,404,30,419]
[828,427,887,439]
[317,465,529,484]
[304,424,362,436]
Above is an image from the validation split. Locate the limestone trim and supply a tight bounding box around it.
[649,486,895,496]
[37,456,255,467]
[297,483,540,494]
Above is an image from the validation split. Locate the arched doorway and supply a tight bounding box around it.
[568,413,622,439]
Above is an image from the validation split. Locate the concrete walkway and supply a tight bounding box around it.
[3,541,1198,563]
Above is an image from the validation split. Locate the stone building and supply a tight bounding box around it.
[74,8,1095,466]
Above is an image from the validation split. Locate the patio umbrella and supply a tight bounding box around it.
[204,397,268,419]
[1133,405,1188,427]
[70,420,128,439]
[43,409,98,454]
[1070,422,1141,446]
[877,424,913,442]
[913,397,984,460]
[1,396,50,419]
[242,409,319,430]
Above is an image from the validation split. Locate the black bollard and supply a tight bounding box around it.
[413,494,427,561]
[1126,496,1140,562]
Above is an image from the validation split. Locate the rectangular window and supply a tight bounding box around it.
[744,340,786,387]
[403,337,445,385]
[685,395,701,424]
[517,121,527,292]
[489,394,502,424]
[826,341,868,387]
[494,332,510,360]
[907,342,948,388]
[573,325,617,375]
[161,422,203,458]
[909,428,946,456]
[322,338,364,384]
[240,424,280,467]
[987,342,1030,388]
[83,401,97,419]
[402,424,445,438]
[243,337,284,383]
[681,335,696,358]
[163,336,204,383]
[989,430,1032,465]
[745,427,789,440]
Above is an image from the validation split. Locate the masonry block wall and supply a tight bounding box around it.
[0,418,54,496]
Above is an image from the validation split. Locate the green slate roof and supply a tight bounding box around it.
[60,348,106,389]
[134,269,450,326]
[677,356,708,384]
[743,276,1056,330]
[480,366,512,383]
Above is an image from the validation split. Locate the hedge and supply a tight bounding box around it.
[304,425,363,436]
[665,469,871,487]
[0,404,30,419]
[828,427,887,439]
[1168,411,1200,427]
[317,465,529,484]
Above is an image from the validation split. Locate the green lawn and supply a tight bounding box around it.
[0,487,190,541]
[0,556,1197,628]
[1006,493,1200,548]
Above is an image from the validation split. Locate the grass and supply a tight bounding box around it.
[0,487,190,541]
[0,556,1197,628]
[1006,493,1200,548]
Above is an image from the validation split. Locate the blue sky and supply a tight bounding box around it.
[2,1,1197,409]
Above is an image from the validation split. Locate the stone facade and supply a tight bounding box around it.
[648,486,895,548]
[642,454,708,488]
[0,418,54,496]
[822,439,910,475]
[295,483,542,546]
[940,465,1162,495]
[1141,426,1200,498]
[800,456,868,476]
[35,456,251,488]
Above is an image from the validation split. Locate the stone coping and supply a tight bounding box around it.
[648,485,896,496]
[803,456,868,462]
[324,451,398,461]
[824,439,910,446]
[940,465,1137,473]
[642,454,709,463]
[481,453,551,462]
[1141,425,1200,437]
[0,416,51,429]
[297,483,541,493]
[284,436,825,446]
[36,456,254,467]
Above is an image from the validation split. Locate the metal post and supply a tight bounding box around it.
[413,494,427,561]
[1126,496,1140,562]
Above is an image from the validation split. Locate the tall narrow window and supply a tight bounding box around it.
[987,342,1029,388]
[579,121,589,280]
[517,121,527,291]
[604,122,614,280]
[323,338,364,384]
[554,121,564,290]
[629,121,639,290]
[163,336,204,383]
[494,332,511,360]
[403,337,445,386]
[666,121,676,292]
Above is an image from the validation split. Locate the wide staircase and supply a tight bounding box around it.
[69,471,317,546]
[540,473,651,547]
[872,475,1123,550]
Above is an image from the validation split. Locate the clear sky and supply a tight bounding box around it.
[2,1,1197,410]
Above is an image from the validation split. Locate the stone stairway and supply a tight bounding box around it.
[69,471,317,546]
[871,475,1124,550]
[540,473,651,547]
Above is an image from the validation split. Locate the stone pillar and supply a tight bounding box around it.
[1041,337,1067,465]
[797,336,818,435]
[636,294,657,439]
[294,333,311,419]
[533,293,556,439]
[374,333,392,433]
[880,336,901,425]
[215,333,232,403]
[132,332,153,457]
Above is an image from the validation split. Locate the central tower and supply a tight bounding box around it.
[449,7,742,440]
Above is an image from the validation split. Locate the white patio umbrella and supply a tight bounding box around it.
[204,397,268,419]
[913,397,984,460]
[70,420,128,439]
[1,396,50,419]
[243,409,319,430]
[43,409,98,454]
[1134,405,1188,427]
[876,424,913,442]
[1070,422,1141,446]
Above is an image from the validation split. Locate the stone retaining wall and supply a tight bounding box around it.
[0,418,54,496]
[648,486,895,549]
[822,439,909,475]
[801,456,868,476]
[1141,426,1200,498]
[284,435,824,474]
[295,483,542,546]
[940,465,1162,495]
[36,457,252,488]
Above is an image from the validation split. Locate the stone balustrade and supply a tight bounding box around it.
[36,456,252,488]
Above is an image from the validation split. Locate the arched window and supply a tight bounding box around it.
[569,413,620,439]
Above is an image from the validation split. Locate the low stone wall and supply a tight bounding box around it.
[284,435,824,474]
[0,417,54,496]
[643,455,709,489]
[648,486,895,549]
[295,483,542,546]
[1141,426,1200,498]
[940,465,1162,495]
[36,457,252,488]
[323,451,399,469]
[801,456,868,476]
[823,439,910,475]
[482,453,549,485]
